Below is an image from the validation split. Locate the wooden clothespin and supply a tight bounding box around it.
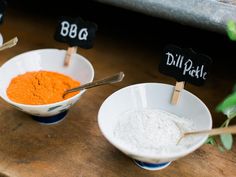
[64,46,77,66]
[171,81,185,105]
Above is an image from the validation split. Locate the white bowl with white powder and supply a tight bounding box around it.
[98,83,212,170]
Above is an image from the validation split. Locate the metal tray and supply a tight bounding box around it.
[96,0,236,33]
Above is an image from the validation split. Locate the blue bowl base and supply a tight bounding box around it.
[134,159,171,170]
[31,110,68,125]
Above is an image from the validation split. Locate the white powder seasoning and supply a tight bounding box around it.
[113,109,195,155]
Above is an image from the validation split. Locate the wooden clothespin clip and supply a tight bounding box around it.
[64,46,77,66]
[171,81,185,105]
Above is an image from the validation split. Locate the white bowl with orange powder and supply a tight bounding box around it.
[0,49,94,124]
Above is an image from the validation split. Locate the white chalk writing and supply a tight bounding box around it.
[165,52,207,80]
[60,21,88,40]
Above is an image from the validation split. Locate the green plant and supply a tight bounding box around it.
[206,85,236,151]
[227,20,236,41]
[206,20,236,151]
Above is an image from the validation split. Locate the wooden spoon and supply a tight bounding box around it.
[0,37,18,51]
[177,125,236,144]
[63,71,125,98]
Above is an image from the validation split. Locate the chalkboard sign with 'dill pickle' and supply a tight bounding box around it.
[159,45,212,86]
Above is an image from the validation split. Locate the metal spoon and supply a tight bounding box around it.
[63,71,125,98]
[177,125,236,144]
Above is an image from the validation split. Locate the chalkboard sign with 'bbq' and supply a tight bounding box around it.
[54,16,97,49]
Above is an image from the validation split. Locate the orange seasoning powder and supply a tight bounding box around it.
[7,70,80,105]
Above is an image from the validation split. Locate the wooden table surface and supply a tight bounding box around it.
[0,2,235,177]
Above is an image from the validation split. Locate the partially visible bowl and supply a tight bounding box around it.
[0,33,3,45]
[0,48,94,124]
[98,83,212,170]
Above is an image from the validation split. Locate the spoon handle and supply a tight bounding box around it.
[0,37,18,51]
[64,72,125,95]
[177,125,236,145]
[184,125,236,137]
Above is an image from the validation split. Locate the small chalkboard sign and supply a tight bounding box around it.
[159,45,212,104]
[54,16,97,49]
[159,45,212,86]
[0,0,7,24]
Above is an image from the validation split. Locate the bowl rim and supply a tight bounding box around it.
[0,48,95,107]
[98,82,212,160]
[0,33,3,46]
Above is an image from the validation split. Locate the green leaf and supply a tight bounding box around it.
[227,20,236,41]
[216,92,236,117]
[205,136,216,145]
[227,108,236,119]
[220,133,233,150]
